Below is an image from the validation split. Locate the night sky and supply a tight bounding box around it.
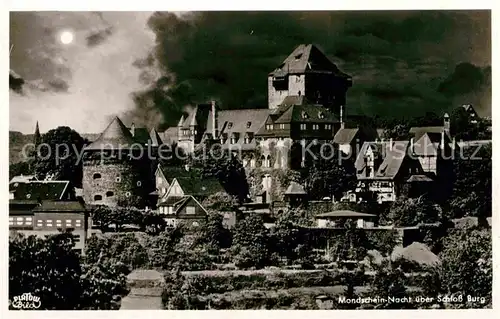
[9,11,491,133]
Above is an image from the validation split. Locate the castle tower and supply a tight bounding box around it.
[82,116,151,208]
[267,44,352,112]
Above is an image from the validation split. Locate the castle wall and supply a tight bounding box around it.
[82,154,149,208]
[287,75,306,97]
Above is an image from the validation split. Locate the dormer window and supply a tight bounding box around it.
[312,124,319,130]
[227,122,233,129]
[266,124,273,130]
[318,111,325,119]
[301,111,308,119]
[279,124,285,130]
[246,121,251,128]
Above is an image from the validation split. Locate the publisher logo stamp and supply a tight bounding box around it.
[10,293,41,310]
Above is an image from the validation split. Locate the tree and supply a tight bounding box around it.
[366,258,414,309]
[91,206,144,232]
[9,159,34,180]
[382,196,442,227]
[232,214,270,269]
[191,145,249,202]
[329,220,371,262]
[9,232,130,310]
[382,123,410,140]
[438,227,492,308]
[34,126,87,187]
[304,149,356,200]
[448,143,491,219]
[197,212,232,251]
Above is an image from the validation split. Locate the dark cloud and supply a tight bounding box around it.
[9,70,25,94]
[86,26,114,47]
[135,11,491,126]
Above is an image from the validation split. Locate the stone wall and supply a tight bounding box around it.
[82,157,147,208]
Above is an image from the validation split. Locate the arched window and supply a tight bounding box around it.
[106,191,114,197]
[94,195,102,201]
[93,173,101,180]
[125,192,131,198]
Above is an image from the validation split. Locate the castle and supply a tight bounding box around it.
[166,44,353,170]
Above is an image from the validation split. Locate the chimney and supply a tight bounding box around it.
[443,113,450,135]
[410,137,414,154]
[211,100,218,139]
[440,131,445,149]
[340,105,345,129]
[130,123,135,137]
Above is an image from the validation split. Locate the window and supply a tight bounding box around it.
[186,206,196,215]
[26,217,32,221]
[246,121,251,128]
[279,124,285,130]
[266,124,273,130]
[75,220,82,227]
[312,124,319,130]
[16,217,23,221]
[325,124,332,130]
[227,122,233,129]
[74,235,81,243]
[26,194,31,199]
[125,192,131,198]
[57,220,62,227]
[137,181,142,187]
[46,220,53,227]
[9,217,13,222]
[93,173,101,179]
[244,137,250,144]
[9,221,13,226]
[37,220,43,227]
[300,124,307,130]
[94,195,102,201]
[231,137,237,144]
[106,191,114,197]
[9,193,14,200]
[16,220,23,225]
[116,176,121,182]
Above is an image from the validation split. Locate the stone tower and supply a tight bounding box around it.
[82,116,151,208]
[267,44,352,112]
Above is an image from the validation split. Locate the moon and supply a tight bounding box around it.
[59,31,74,45]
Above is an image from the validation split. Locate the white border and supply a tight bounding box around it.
[2,1,498,318]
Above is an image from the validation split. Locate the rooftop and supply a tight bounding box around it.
[315,210,377,219]
[85,117,137,150]
[9,180,71,201]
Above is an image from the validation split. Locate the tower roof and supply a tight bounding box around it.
[85,116,137,150]
[269,44,350,78]
[149,128,163,146]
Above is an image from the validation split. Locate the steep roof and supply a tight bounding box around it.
[9,175,37,184]
[9,181,71,201]
[269,44,350,78]
[333,128,359,144]
[355,141,410,180]
[284,181,307,195]
[272,95,312,114]
[205,109,270,150]
[33,200,86,212]
[149,128,163,146]
[411,131,451,156]
[9,200,40,215]
[409,126,451,140]
[175,177,224,197]
[86,117,137,150]
[174,195,208,217]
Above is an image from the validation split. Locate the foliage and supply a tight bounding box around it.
[9,159,34,180]
[92,206,165,234]
[304,149,357,200]
[328,220,371,262]
[382,196,442,227]
[382,123,410,140]
[9,232,129,310]
[145,227,185,269]
[232,214,270,269]
[191,146,249,202]
[450,104,491,141]
[448,143,491,219]
[438,227,492,308]
[84,233,148,270]
[34,126,87,187]
[202,191,239,211]
[195,212,232,251]
[367,230,399,256]
[366,258,414,309]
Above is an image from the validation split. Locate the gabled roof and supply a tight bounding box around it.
[333,128,359,144]
[33,200,86,212]
[9,181,71,201]
[269,44,350,78]
[409,126,450,140]
[175,177,224,197]
[411,131,451,156]
[272,95,311,114]
[284,181,307,195]
[356,141,410,180]
[407,175,433,183]
[85,117,137,150]
[174,195,208,217]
